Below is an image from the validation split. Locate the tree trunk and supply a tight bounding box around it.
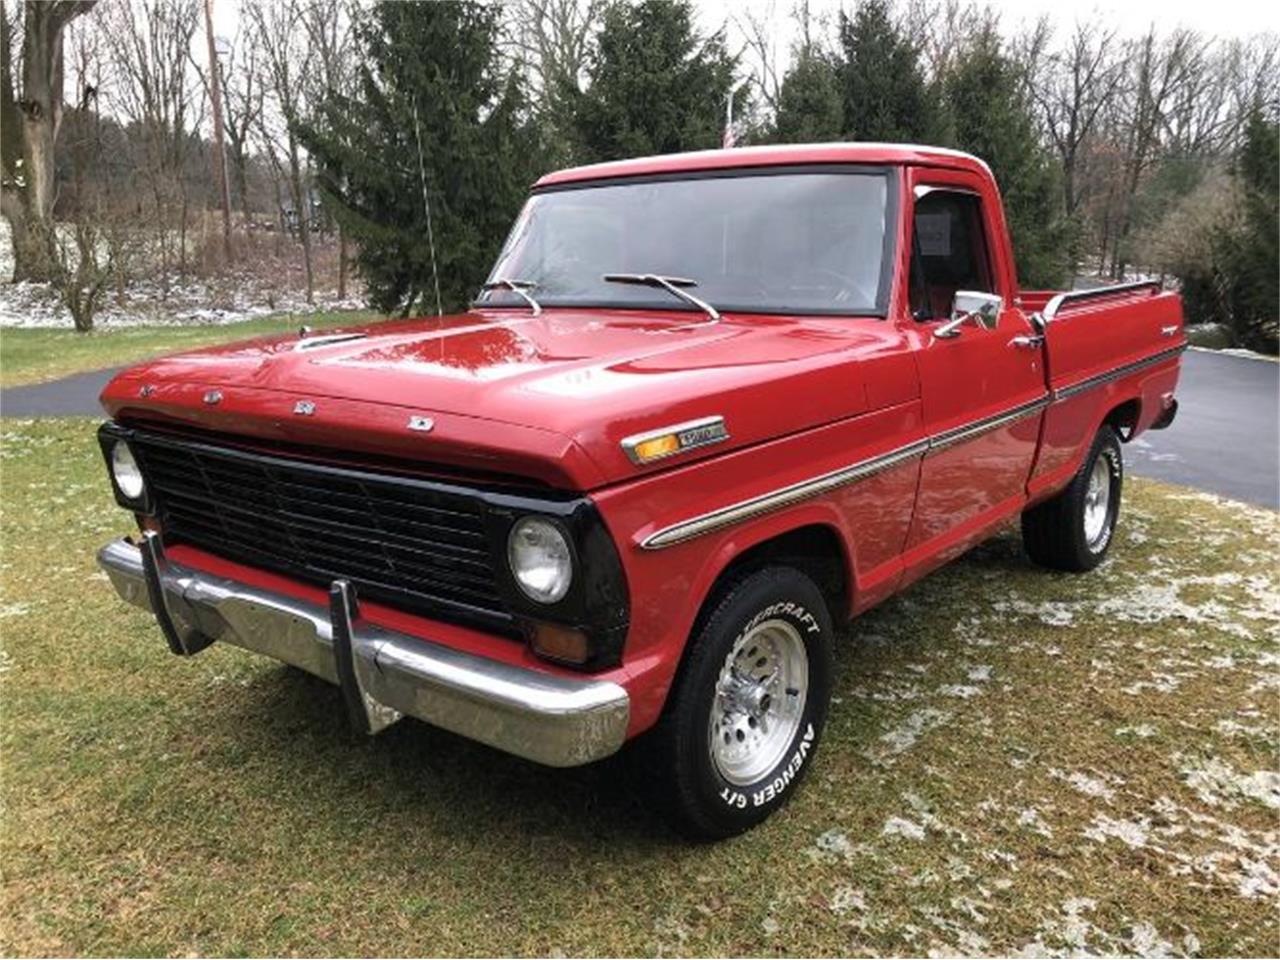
[178,188,189,277]
[287,137,313,304]
[273,176,285,256]
[234,154,252,237]
[1,3,87,282]
[338,226,347,300]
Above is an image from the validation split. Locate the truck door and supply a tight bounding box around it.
[902,174,1048,575]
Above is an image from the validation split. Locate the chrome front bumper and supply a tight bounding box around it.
[97,535,630,767]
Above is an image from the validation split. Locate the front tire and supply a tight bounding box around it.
[645,566,833,841]
[1022,425,1123,572]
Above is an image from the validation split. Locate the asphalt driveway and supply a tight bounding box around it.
[1123,350,1278,508]
[1,348,1276,507]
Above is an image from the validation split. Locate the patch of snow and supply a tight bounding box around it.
[1122,672,1182,695]
[1067,771,1116,801]
[1015,807,1054,838]
[1084,814,1150,848]
[876,708,950,757]
[0,273,365,329]
[1237,857,1280,899]
[882,816,927,840]
[1115,723,1158,738]
[813,829,852,859]
[937,684,983,699]
[1127,921,1176,958]
[1180,755,1280,810]
[1215,718,1267,739]
[993,598,1076,626]
[829,886,866,916]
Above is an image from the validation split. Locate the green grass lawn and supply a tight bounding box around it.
[2,418,1277,956]
[0,311,379,388]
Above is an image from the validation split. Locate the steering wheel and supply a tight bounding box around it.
[787,266,873,306]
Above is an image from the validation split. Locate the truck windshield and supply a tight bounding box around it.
[478,169,895,316]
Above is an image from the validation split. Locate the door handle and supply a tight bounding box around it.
[1009,335,1044,349]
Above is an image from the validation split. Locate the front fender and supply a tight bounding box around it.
[593,401,923,735]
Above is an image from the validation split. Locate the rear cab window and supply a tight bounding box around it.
[909,189,996,321]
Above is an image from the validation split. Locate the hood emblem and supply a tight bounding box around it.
[407,416,435,433]
[139,384,155,398]
[294,400,316,416]
[203,390,222,405]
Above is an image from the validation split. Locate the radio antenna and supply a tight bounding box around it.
[411,96,443,317]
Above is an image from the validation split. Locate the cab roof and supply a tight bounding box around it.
[534,142,992,188]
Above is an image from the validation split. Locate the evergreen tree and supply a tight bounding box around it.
[567,0,736,162]
[941,26,1071,288]
[296,1,541,314]
[773,52,843,143]
[1227,108,1279,352]
[836,1,935,142]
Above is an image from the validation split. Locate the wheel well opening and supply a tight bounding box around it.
[693,524,851,639]
[1104,398,1141,441]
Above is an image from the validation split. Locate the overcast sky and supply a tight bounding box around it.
[211,0,1280,76]
[696,0,1280,45]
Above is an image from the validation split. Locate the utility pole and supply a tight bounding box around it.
[203,0,233,263]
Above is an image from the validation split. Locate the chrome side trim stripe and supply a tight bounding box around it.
[642,344,1185,551]
[926,397,1048,455]
[642,397,1050,549]
[640,438,929,550]
[1052,344,1185,402]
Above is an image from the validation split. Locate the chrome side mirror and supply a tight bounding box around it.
[933,290,1003,339]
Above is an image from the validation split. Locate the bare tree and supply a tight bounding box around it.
[248,0,314,303]
[105,0,204,290]
[732,0,782,117]
[505,0,603,99]
[54,18,113,329]
[1,0,96,282]
[216,20,265,235]
[1107,28,1203,277]
[899,0,995,83]
[503,0,605,163]
[299,0,353,299]
[200,0,231,263]
[1028,21,1123,216]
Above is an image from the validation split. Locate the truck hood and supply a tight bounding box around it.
[102,308,917,489]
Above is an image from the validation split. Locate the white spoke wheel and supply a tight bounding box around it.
[644,566,833,841]
[1082,454,1113,549]
[709,618,809,786]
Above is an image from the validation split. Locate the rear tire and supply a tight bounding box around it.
[1022,425,1123,572]
[643,566,833,841]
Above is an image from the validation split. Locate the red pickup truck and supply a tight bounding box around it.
[96,143,1184,839]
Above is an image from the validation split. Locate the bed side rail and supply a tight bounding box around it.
[1041,280,1162,323]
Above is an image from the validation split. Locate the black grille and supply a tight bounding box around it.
[129,432,515,634]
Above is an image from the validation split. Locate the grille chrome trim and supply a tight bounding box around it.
[124,428,515,634]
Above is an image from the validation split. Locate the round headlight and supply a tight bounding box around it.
[507,517,572,604]
[111,440,145,500]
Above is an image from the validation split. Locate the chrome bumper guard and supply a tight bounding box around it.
[97,535,629,767]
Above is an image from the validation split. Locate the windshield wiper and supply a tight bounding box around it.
[481,277,542,315]
[602,273,721,323]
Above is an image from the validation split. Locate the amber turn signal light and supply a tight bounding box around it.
[631,434,681,462]
[529,622,592,665]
